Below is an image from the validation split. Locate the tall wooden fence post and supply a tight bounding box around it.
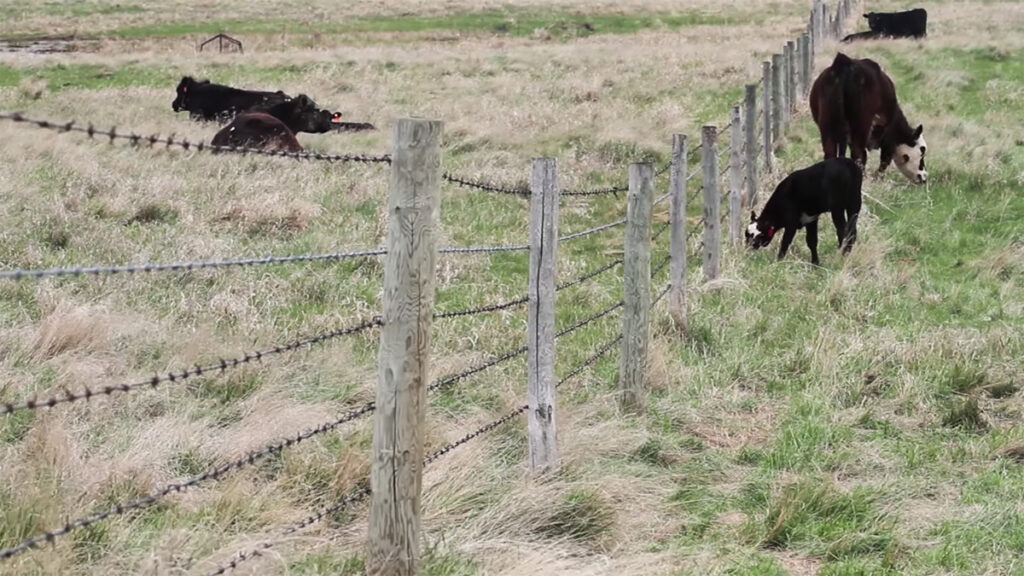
[368,117,443,576]
[743,84,758,208]
[771,54,783,144]
[668,134,688,333]
[762,61,772,173]
[619,163,653,414]
[728,105,743,246]
[527,157,559,473]
[701,126,721,281]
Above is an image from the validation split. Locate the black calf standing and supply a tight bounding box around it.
[745,157,863,265]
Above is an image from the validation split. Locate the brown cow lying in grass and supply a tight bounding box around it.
[210,112,304,153]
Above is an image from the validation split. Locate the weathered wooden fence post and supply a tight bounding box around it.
[801,33,812,97]
[728,105,743,246]
[785,40,796,119]
[744,84,758,207]
[771,54,783,143]
[701,126,721,281]
[762,61,772,173]
[668,134,688,333]
[527,157,559,473]
[619,163,653,413]
[368,117,443,576]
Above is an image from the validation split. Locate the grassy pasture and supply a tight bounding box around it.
[1,0,1023,575]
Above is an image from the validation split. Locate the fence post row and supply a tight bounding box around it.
[527,157,559,474]
[801,33,812,98]
[701,126,721,280]
[743,84,758,208]
[619,163,653,414]
[368,117,443,576]
[761,61,772,173]
[668,134,688,333]
[728,106,743,246]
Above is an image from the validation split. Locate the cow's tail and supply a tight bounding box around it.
[827,53,855,158]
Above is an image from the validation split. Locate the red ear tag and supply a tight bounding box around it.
[182,85,187,92]
[767,227,775,236]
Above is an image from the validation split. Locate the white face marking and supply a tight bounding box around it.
[895,134,927,184]
[799,213,818,224]
[747,222,761,237]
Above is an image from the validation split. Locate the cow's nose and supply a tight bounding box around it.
[918,173,927,184]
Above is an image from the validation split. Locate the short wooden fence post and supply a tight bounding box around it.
[701,126,721,281]
[668,134,688,334]
[619,163,653,413]
[527,157,559,473]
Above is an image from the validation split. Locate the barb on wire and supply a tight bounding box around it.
[556,259,622,292]
[439,243,529,255]
[0,316,383,416]
[0,111,391,164]
[555,299,623,339]
[653,281,672,307]
[0,400,377,561]
[655,162,672,177]
[651,254,670,279]
[442,172,530,196]
[434,295,529,320]
[0,248,388,281]
[559,218,626,242]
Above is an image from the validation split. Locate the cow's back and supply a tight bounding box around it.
[211,112,304,152]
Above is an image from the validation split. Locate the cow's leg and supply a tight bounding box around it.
[877,147,893,174]
[831,210,847,248]
[805,220,820,265]
[777,227,797,261]
[842,212,859,254]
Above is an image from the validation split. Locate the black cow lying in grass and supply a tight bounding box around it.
[172,76,289,122]
[746,157,863,265]
[842,8,927,43]
[210,112,305,153]
[172,76,377,135]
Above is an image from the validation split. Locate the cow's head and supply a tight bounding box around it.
[894,124,927,185]
[273,94,336,134]
[745,210,776,250]
[172,76,206,112]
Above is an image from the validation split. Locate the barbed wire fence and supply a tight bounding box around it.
[0,0,850,572]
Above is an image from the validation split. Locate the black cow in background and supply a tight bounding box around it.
[171,76,289,122]
[842,8,927,43]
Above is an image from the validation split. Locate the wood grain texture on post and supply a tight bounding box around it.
[668,134,688,333]
[701,126,721,280]
[728,106,743,246]
[527,157,559,473]
[771,54,783,144]
[619,163,653,413]
[368,117,442,576]
[762,61,772,173]
[743,84,758,209]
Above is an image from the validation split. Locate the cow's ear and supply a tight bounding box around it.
[750,210,757,222]
[912,124,923,140]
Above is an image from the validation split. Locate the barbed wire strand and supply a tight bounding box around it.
[0,400,377,561]
[442,172,530,196]
[556,259,622,292]
[555,299,623,340]
[0,248,388,281]
[198,329,624,576]
[0,111,391,164]
[558,218,626,243]
[427,345,527,394]
[0,316,383,416]
[562,184,627,197]
[652,221,670,242]
[439,243,529,255]
[434,295,529,320]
